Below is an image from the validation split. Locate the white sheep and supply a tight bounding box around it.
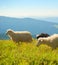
[6,29,32,43]
[37,34,58,49]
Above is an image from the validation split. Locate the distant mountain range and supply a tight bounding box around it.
[0,16,58,39]
[41,17,58,23]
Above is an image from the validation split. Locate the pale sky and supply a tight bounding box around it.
[0,0,58,18]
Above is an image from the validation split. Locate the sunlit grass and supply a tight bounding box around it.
[0,39,58,65]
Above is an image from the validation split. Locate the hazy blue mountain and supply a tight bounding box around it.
[42,17,58,23]
[0,16,58,39]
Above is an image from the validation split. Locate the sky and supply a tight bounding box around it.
[0,0,58,18]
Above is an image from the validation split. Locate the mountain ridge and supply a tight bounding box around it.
[0,16,58,34]
[41,17,58,23]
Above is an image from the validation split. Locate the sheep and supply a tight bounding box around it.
[36,33,50,39]
[6,29,32,43]
[36,34,58,49]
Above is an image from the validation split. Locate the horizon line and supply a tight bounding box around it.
[0,15,58,19]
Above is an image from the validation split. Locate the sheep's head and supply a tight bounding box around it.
[36,38,46,46]
[6,29,14,35]
[38,38,45,43]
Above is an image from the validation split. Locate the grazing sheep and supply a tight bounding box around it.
[36,33,50,39]
[37,34,58,49]
[6,29,32,43]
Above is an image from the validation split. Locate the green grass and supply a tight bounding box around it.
[0,39,58,65]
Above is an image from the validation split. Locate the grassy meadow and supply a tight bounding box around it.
[0,39,58,65]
